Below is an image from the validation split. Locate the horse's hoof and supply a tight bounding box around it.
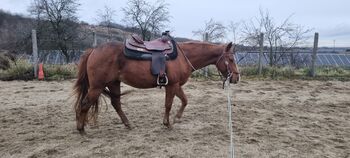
[173,117,182,124]
[125,124,133,130]
[78,129,86,135]
[163,122,173,129]
[167,125,173,130]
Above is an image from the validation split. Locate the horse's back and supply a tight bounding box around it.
[86,41,191,89]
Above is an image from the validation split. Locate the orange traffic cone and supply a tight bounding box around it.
[38,63,44,80]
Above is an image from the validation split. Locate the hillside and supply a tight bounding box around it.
[0,9,132,52]
[0,10,33,52]
[0,10,192,54]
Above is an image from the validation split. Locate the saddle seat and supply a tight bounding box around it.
[126,34,173,53]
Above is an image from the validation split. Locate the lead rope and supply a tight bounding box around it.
[224,77,234,158]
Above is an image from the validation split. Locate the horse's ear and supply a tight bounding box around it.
[225,42,233,52]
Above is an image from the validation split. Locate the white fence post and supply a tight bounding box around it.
[32,30,38,78]
[203,33,209,78]
[93,31,97,47]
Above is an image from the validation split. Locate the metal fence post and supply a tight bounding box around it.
[310,32,319,77]
[258,33,264,75]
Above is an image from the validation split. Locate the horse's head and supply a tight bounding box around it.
[215,42,240,84]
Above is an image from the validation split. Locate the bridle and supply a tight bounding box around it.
[177,41,239,87]
[215,51,240,88]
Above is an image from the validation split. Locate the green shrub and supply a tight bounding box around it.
[1,58,349,81]
[44,64,77,80]
[0,60,34,81]
[238,66,350,81]
[239,66,295,79]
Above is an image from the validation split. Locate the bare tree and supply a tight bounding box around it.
[228,21,241,44]
[193,18,226,42]
[29,0,80,63]
[122,0,170,41]
[97,6,116,41]
[241,8,312,66]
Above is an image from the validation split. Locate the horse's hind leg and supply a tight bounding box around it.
[174,86,188,123]
[107,82,131,129]
[76,88,102,134]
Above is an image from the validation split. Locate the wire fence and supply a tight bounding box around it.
[27,50,84,64]
[24,30,350,69]
[25,49,350,69]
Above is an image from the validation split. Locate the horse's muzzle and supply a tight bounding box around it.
[230,74,240,84]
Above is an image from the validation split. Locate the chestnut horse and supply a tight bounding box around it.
[73,41,240,134]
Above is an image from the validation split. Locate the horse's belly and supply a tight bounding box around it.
[118,60,185,88]
[119,61,159,88]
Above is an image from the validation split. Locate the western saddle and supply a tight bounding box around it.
[124,31,178,87]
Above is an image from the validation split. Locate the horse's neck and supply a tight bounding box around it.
[182,44,221,71]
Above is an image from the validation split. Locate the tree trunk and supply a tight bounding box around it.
[58,41,69,63]
[141,29,147,41]
[269,47,273,66]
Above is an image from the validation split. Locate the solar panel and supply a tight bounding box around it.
[236,52,350,67]
[316,55,324,65]
[332,54,340,66]
[335,55,345,66]
[340,54,350,65]
[345,55,350,65]
[323,55,332,65]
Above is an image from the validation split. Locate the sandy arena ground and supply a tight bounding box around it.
[0,79,349,158]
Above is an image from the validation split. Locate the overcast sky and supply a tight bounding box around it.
[1,0,349,47]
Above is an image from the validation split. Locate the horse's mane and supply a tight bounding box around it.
[179,40,218,45]
[180,41,220,46]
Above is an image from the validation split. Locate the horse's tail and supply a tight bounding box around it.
[73,48,99,123]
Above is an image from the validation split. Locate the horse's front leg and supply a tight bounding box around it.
[163,84,177,128]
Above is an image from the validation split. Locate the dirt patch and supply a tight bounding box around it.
[0,79,349,158]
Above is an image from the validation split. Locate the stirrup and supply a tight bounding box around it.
[157,74,168,86]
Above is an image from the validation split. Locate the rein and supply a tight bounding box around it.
[175,42,197,71]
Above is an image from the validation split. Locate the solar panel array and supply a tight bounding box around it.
[236,52,350,67]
